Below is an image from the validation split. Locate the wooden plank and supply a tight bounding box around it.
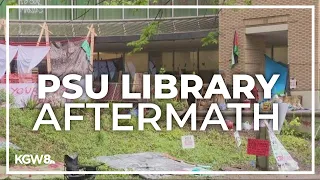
[37,22,45,46]
[86,24,93,39]
[90,27,95,72]
[255,127,269,171]
[2,19,10,74]
[45,23,52,73]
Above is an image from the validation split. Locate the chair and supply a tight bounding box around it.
[64,154,101,180]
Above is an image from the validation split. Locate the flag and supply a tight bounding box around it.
[149,60,156,75]
[231,31,239,68]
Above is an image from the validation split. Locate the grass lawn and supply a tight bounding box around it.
[0,105,313,179]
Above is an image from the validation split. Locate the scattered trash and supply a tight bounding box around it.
[226,120,234,130]
[242,121,252,131]
[0,137,20,150]
[250,160,256,167]
[233,131,241,148]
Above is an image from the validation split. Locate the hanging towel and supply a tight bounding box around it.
[0,44,18,78]
[107,61,116,79]
[231,31,239,68]
[16,46,50,74]
[81,40,91,62]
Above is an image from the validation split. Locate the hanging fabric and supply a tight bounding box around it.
[149,59,156,75]
[231,31,239,68]
[50,40,90,79]
[264,55,288,95]
[81,40,91,62]
[107,61,116,79]
[0,44,18,78]
[16,46,50,74]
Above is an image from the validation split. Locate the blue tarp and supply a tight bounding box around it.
[264,55,288,95]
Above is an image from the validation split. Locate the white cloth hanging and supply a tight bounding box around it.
[0,44,18,78]
[16,46,50,74]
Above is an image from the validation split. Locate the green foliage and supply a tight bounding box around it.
[281,117,301,136]
[24,98,40,110]
[0,89,15,106]
[127,21,160,54]
[104,0,149,5]
[316,147,320,165]
[279,135,311,164]
[0,148,22,165]
[244,0,253,5]
[6,0,17,6]
[201,31,219,47]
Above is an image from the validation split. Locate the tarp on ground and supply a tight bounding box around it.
[50,40,90,79]
[264,55,288,95]
[96,152,209,179]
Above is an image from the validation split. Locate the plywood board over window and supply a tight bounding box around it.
[125,53,148,73]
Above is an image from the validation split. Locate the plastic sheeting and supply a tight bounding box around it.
[95,152,198,179]
[16,46,50,74]
[50,40,90,79]
[0,44,18,78]
[264,55,288,95]
[93,60,116,79]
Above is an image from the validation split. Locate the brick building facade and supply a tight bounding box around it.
[219,0,319,109]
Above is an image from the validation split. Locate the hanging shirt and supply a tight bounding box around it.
[81,40,91,62]
[16,46,50,74]
[0,44,18,78]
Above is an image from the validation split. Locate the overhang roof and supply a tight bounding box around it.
[1,15,218,38]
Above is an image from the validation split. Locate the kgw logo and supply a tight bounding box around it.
[15,154,55,165]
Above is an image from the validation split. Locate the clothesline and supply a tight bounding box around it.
[0,37,89,46]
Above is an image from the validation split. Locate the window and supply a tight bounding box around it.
[47,0,71,20]
[161,52,174,74]
[199,50,219,82]
[173,0,197,17]
[149,0,172,18]
[174,51,197,74]
[73,0,97,20]
[198,0,219,16]
[99,9,123,20]
[19,0,45,20]
[99,0,122,20]
[124,9,148,19]
[125,53,148,73]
